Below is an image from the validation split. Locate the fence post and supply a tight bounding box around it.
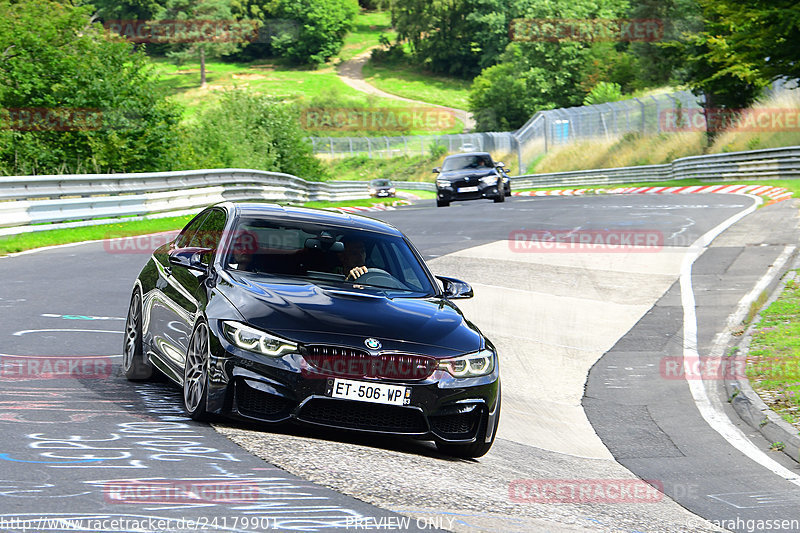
[651,95,660,133]
[634,98,645,133]
[329,137,334,158]
[367,138,372,158]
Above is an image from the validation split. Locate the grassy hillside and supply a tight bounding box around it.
[150,10,471,136]
[337,11,396,62]
[323,154,440,182]
[362,62,472,110]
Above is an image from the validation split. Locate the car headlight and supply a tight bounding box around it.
[480,176,499,185]
[388,187,396,193]
[438,349,495,377]
[436,180,451,188]
[368,188,376,194]
[221,321,297,357]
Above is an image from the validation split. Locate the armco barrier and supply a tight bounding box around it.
[1,145,798,236]
[511,145,800,189]
[0,169,370,236]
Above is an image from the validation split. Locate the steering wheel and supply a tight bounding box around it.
[352,268,405,289]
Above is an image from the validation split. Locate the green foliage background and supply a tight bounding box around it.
[0,0,324,178]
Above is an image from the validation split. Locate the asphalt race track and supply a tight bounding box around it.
[1,193,799,533]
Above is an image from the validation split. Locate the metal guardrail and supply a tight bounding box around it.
[1,145,797,237]
[510,146,800,189]
[0,169,370,236]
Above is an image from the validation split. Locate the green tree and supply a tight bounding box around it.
[391,0,514,78]
[83,0,164,21]
[668,0,769,142]
[0,0,182,175]
[468,58,533,130]
[627,0,702,88]
[697,0,800,85]
[468,0,630,130]
[157,0,248,86]
[234,0,358,65]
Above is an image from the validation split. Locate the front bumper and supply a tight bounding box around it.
[437,181,503,203]
[205,322,500,444]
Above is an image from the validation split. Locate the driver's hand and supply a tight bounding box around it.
[346,266,368,280]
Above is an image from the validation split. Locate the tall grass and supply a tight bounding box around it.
[712,92,800,153]
[529,91,800,173]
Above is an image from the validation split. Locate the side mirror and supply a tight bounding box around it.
[495,162,504,168]
[436,276,473,299]
[432,167,441,173]
[169,247,212,272]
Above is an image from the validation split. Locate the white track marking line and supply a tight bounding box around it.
[12,329,122,336]
[681,194,800,485]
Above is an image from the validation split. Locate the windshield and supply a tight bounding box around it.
[442,154,493,171]
[225,217,436,297]
[370,179,392,187]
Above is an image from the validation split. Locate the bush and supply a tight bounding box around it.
[182,90,327,180]
[371,36,406,65]
[429,142,447,158]
[583,82,624,106]
[267,0,359,65]
[0,0,182,175]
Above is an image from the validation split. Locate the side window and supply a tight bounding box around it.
[188,209,227,250]
[175,212,209,248]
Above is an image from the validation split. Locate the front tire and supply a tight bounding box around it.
[184,321,211,421]
[123,289,153,381]
[436,199,450,207]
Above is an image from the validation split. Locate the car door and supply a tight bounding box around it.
[147,210,209,369]
[152,208,227,374]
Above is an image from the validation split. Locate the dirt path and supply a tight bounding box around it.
[337,50,475,131]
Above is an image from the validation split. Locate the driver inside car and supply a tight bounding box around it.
[337,237,369,281]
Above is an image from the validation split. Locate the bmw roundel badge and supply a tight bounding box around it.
[364,338,382,350]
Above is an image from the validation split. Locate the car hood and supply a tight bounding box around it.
[438,168,497,181]
[218,274,483,357]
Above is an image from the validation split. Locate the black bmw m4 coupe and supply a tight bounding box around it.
[124,202,501,457]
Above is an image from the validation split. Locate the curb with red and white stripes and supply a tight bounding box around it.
[327,200,412,214]
[513,184,793,202]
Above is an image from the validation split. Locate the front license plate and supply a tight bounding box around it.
[328,378,410,406]
[458,186,479,193]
